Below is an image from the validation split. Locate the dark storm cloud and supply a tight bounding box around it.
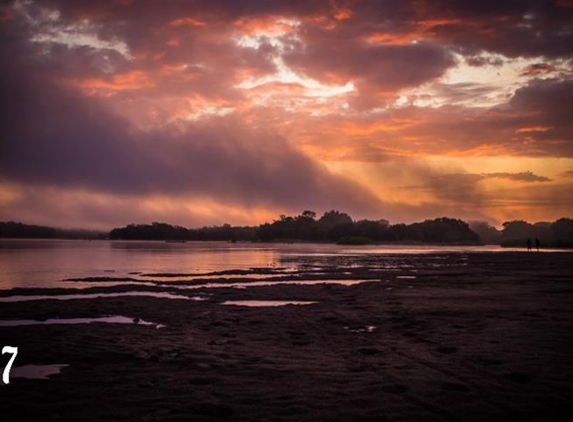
[35,1,573,73]
[19,0,573,62]
[40,0,327,22]
[417,0,573,58]
[505,78,573,155]
[0,24,383,216]
[510,78,573,126]
[346,0,573,59]
[521,63,559,76]
[367,78,573,157]
[11,0,573,107]
[284,40,454,94]
[296,75,573,158]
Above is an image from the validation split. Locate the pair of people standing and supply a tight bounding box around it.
[527,237,541,251]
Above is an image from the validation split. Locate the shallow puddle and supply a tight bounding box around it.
[10,364,68,380]
[0,315,164,329]
[0,291,193,303]
[174,279,378,290]
[148,273,298,281]
[222,300,317,307]
[345,325,377,333]
[67,282,159,290]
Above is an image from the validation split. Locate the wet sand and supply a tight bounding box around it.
[1,252,573,421]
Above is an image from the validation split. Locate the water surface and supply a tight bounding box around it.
[0,291,192,303]
[9,364,68,380]
[222,300,317,307]
[0,315,162,328]
[0,239,553,290]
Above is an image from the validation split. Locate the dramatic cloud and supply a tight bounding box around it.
[1,0,572,227]
[481,172,552,182]
[427,171,553,186]
[0,24,383,219]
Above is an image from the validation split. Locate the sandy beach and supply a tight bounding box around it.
[1,251,573,421]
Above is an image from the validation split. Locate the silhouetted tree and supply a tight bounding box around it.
[468,221,501,244]
[408,217,478,243]
[502,220,534,242]
[318,210,352,230]
[552,218,573,247]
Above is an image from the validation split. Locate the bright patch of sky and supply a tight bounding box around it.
[182,105,235,121]
[15,0,131,58]
[237,56,355,97]
[395,53,573,108]
[233,18,355,111]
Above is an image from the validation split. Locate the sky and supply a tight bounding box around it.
[1,0,573,229]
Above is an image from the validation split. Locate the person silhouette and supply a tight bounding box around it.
[527,238,532,251]
[535,237,540,252]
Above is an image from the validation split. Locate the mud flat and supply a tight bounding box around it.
[1,252,572,421]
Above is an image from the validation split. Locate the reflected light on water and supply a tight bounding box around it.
[173,278,378,290]
[0,315,163,328]
[222,300,317,307]
[0,291,193,303]
[0,239,567,291]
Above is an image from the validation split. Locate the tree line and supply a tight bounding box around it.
[107,211,478,244]
[469,218,573,248]
[109,222,257,242]
[0,221,106,240]
[256,211,478,244]
[2,212,572,247]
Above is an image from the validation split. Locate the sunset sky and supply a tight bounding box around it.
[1,0,573,229]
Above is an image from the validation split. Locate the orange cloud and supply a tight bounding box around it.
[342,119,416,136]
[333,7,352,21]
[233,17,295,36]
[516,126,551,133]
[363,32,420,45]
[445,143,512,156]
[166,37,180,47]
[71,71,154,96]
[416,18,463,28]
[169,17,206,27]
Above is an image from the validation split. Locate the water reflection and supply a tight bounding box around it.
[0,239,565,291]
[0,315,163,328]
[222,300,317,307]
[345,325,377,333]
[172,279,378,290]
[0,239,286,289]
[10,364,68,380]
[0,291,193,303]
